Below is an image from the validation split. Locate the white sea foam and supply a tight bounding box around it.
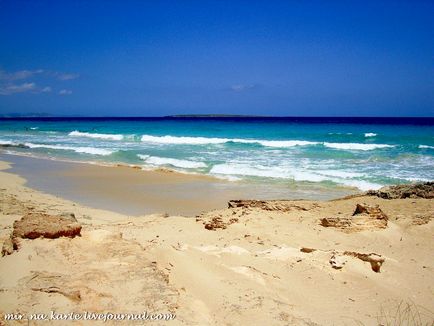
[70,147,113,155]
[0,140,18,146]
[138,154,207,169]
[315,170,364,179]
[30,127,39,130]
[291,170,331,183]
[69,130,124,141]
[215,175,242,181]
[210,163,383,190]
[140,134,318,148]
[419,145,434,149]
[141,135,228,145]
[404,177,432,182]
[210,163,291,179]
[137,154,150,160]
[256,140,319,147]
[323,142,394,151]
[299,169,381,190]
[364,133,377,137]
[140,134,396,151]
[24,143,113,155]
[210,163,334,182]
[339,179,383,191]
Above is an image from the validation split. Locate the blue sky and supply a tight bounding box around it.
[0,0,433,116]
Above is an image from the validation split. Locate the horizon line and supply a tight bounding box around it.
[1,114,434,119]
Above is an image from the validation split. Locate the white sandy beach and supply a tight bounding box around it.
[0,158,433,325]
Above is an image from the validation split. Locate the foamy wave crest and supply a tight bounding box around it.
[210,163,293,179]
[419,145,434,149]
[323,142,394,151]
[30,127,39,130]
[211,163,331,182]
[339,180,383,191]
[210,163,382,190]
[364,133,377,137]
[315,170,364,179]
[138,154,207,169]
[69,130,124,141]
[0,140,18,146]
[24,143,113,155]
[140,135,318,148]
[404,176,432,182]
[256,140,319,147]
[141,135,228,145]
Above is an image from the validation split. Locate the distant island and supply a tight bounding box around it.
[166,114,267,118]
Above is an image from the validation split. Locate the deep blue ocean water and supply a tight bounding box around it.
[1,117,433,192]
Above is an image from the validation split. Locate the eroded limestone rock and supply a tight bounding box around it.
[1,212,82,256]
[12,212,82,239]
[227,200,316,212]
[366,182,434,199]
[320,204,387,232]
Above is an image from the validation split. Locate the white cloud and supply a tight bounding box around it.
[230,84,257,92]
[56,73,80,81]
[0,82,36,95]
[0,68,78,96]
[0,83,54,95]
[0,69,44,81]
[41,86,52,93]
[59,89,72,95]
[0,68,79,82]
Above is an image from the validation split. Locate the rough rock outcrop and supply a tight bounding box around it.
[1,237,15,256]
[366,182,434,199]
[2,212,82,256]
[329,254,347,269]
[204,217,238,231]
[320,204,388,232]
[301,248,385,273]
[412,214,434,225]
[12,212,81,239]
[343,251,385,273]
[352,204,388,223]
[329,252,384,272]
[228,200,315,212]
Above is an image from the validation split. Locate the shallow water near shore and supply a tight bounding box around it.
[2,153,356,215]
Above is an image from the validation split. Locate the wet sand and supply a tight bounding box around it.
[1,153,355,216]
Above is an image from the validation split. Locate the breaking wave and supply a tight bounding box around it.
[0,140,113,156]
[323,142,394,151]
[69,130,124,141]
[140,135,319,148]
[209,163,382,190]
[138,154,207,169]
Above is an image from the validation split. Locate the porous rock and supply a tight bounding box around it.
[13,212,82,239]
[320,204,387,232]
[2,212,82,256]
[366,182,434,199]
[329,254,347,269]
[228,200,310,212]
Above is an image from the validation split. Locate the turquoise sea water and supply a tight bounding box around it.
[0,117,433,192]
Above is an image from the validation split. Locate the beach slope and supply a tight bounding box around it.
[0,160,433,325]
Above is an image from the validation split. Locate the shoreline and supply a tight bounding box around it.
[0,152,358,216]
[0,148,384,193]
[0,158,433,324]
